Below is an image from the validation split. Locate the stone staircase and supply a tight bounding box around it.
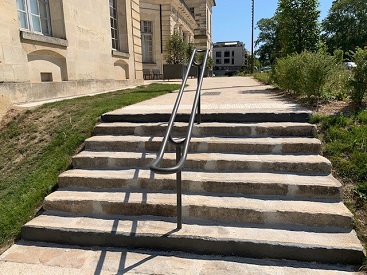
[18,113,365,270]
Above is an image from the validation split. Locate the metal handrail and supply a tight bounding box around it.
[150,48,209,229]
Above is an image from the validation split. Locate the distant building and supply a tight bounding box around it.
[213,41,247,75]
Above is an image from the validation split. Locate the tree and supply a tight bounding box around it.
[276,0,320,56]
[164,32,188,64]
[255,17,281,65]
[322,0,367,54]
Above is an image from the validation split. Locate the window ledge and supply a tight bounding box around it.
[112,50,130,59]
[21,31,68,47]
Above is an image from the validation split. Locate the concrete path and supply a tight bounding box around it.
[108,76,310,116]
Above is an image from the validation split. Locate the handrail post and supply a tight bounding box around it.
[196,63,201,124]
[150,48,209,230]
[176,145,182,229]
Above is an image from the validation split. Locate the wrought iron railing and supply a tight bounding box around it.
[150,48,209,229]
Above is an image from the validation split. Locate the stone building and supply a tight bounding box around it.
[0,0,144,111]
[139,0,215,75]
[0,0,214,113]
[213,41,247,75]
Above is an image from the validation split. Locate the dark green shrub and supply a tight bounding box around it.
[348,47,367,107]
[272,50,340,102]
[272,54,304,94]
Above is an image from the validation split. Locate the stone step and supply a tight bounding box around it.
[72,151,332,174]
[100,112,311,123]
[85,135,322,154]
[93,122,317,137]
[21,212,365,265]
[59,169,342,199]
[0,242,359,274]
[43,190,353,228]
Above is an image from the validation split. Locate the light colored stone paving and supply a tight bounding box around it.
[107,76,311,115]
[0,242,360,275]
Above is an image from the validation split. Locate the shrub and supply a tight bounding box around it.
[253,72,272,84]
[322,67,352,100]
[348,47,367,107]
[272,50,339,102]
[272,54,304,94]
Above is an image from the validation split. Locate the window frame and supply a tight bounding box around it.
[141,21,154,63]
[17,0,52,36]
[109,0,120,50]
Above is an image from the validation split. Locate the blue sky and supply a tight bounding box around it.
[212,0,335,50]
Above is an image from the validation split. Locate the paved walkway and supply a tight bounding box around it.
[107,76,310,116]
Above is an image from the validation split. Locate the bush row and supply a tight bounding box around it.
[264,47,367,106]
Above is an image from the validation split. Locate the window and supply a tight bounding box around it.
[141,21,153,63]
[216,52,221,58]
[216,59,221,64]
[224,51,230,57]
[232,58,235,64]
[232,51,235,56]
[17,0,51,35]
[110,0,119,50]
[224,58,230,64]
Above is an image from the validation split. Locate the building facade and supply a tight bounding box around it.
[0,0,144,111]
[139,0,215,74]
[0,0,214,113]
[213,41,247,75]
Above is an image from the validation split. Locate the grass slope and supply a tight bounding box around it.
[311,111,367,251]
[0,83,180,248]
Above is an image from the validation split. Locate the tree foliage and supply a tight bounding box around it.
[322,0,367,54]
[164,32,188,64]
[348,47,367,107]
[256,0,320,63]
[276,0,320,56]
[255,17,281,65]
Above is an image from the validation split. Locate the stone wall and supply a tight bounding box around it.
[0,0,143,110]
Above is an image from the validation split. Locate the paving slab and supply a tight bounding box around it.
[0,242,360,275]
[110,77,310,115]
[102,77,312,122]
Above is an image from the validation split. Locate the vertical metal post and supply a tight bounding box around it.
[197,64,201,124]
[176,146,182,229]
[251,0,255,74]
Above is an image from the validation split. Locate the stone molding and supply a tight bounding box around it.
[20,31,68,47]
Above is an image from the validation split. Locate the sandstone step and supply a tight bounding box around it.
[21,212,364,265]
[72,151,332,174]
[85,135,322,154]
[0,241,359,274]
[59,169,342,199]
[93,122,317,137]
[43,190,353,228]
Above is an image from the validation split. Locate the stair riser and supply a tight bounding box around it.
[101,113,311,123]
[58,176,342,199]
[93,125,316,138]
[43,200,352,229]
[85,140,321,154]
[72,157,332,175]
[21,226,364,265]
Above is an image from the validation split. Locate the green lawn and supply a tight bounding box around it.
[0,83,180,248]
